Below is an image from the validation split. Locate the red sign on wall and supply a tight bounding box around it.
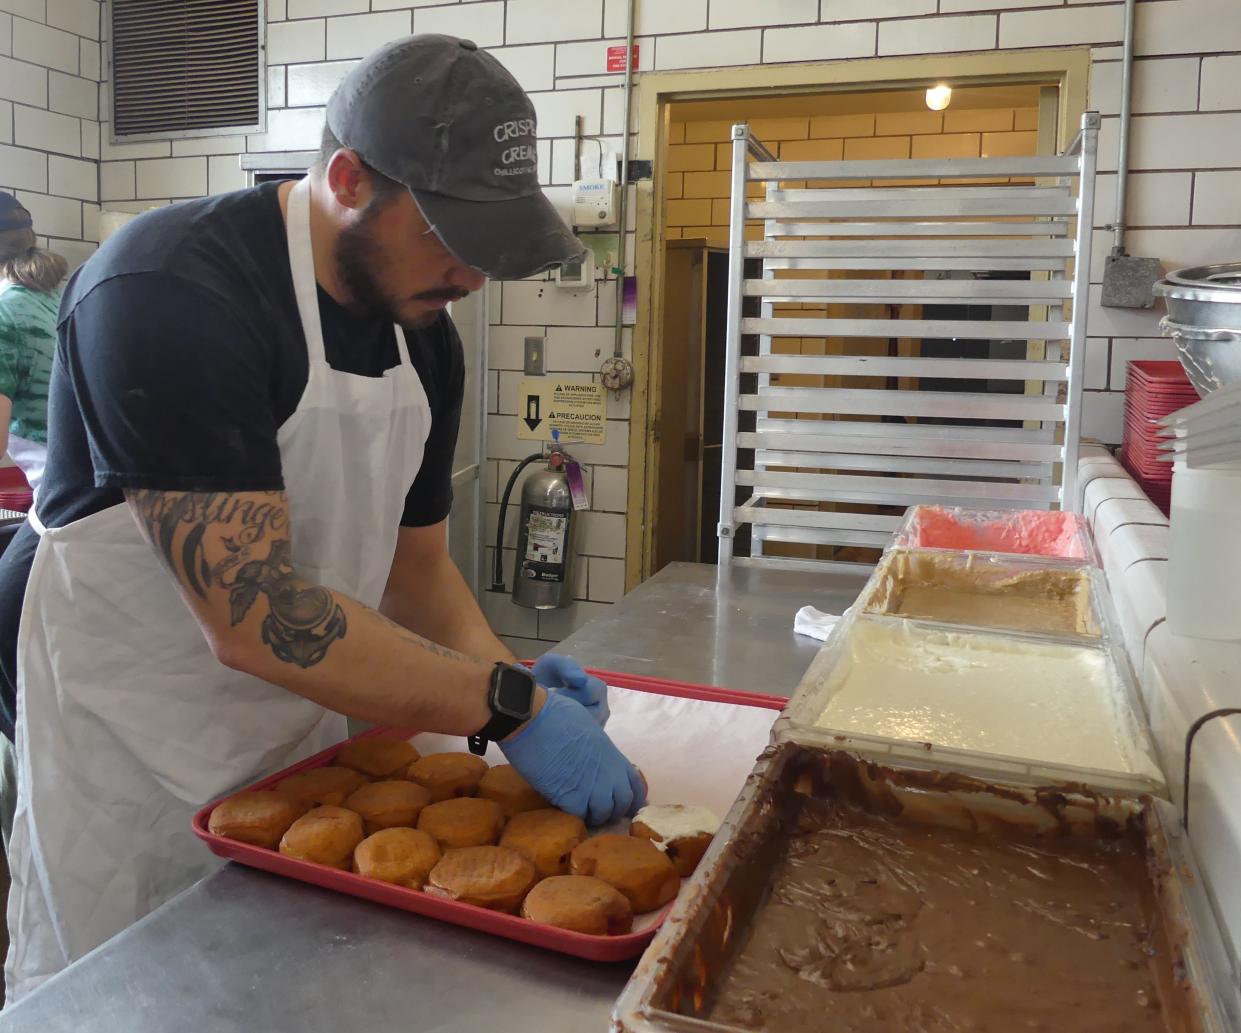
[606,44,638,72]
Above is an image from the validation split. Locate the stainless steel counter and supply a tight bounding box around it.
[0,562,865,1032]
[551,561,868,693]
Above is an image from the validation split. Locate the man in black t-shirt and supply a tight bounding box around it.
[0,35,645,999]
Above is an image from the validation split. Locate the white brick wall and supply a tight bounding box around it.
[486,44,556,91]
[413,2,506,46]
[91,0,1241,647]
[1192,171,1241,226]
[0,0,99,269]
[134,156,207,199]
[656,28,761,70]
[506,0,603,45]
[710,0,816,31]
[604,0,704,36]
[878,14,996,55]
[821,0,933,20]
[764,21,875,63]
[268,20,326,64]
[326,11,411,59]
[286,60,353,107]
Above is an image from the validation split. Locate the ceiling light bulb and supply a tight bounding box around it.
[926,84,952,111]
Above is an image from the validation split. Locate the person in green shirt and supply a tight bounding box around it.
[0,192,67,500]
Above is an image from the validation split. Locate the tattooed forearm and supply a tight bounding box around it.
[127,489,288,598]
[231,538,348,669]
[388,620,469,663]
[126,489,346,669]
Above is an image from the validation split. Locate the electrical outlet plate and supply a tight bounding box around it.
[524,336,545,376]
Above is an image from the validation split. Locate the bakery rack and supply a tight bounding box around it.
[716,112,1101,569]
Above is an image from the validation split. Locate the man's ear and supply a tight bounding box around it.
[325,148,367,211]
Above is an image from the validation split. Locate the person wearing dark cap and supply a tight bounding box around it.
[0,192,66,499]
[0,35,642,1000]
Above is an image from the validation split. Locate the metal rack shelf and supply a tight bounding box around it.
[717,112,1101,569]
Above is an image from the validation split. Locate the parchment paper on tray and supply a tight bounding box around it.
[412,682,781,930]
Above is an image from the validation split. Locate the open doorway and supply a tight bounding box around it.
[643,81,1061,576]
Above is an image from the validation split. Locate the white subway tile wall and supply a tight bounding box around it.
[98,157,133,201]
[878,14,996,56]
[245,105,325,151]
[710,0,817,31]
[13,18,80,74]
[603,0,706,37]
[821,0,933,21]
[285,60,353,107]
[78,37,99,79]
[48,69,96,119]
[286,0,368,19]
[207,154,247,196]
[267,19,326,64]
[31,0,1236,646]
[764,22,875,64]
[412,1,506,47]
[0,56,49,108]
[1192,171,1241,227]
[15,103,82,155]
[326,11,413,59]
[0,0,98,269]
[47,152,94,199]
[656,28,761,70]
[486,44,556,92]
[134,156,207,199]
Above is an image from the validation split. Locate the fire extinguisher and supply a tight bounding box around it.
[491,434,579,610]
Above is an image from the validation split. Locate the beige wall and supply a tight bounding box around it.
[665,103,1042,246]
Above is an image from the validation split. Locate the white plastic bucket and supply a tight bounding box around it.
[1167,462,1241,641]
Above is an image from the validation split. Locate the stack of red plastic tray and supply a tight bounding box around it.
[0,465,32,513]
[1119,360,1197,514]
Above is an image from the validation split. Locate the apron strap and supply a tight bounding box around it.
[393,325,413,368]
[286,179,329,369]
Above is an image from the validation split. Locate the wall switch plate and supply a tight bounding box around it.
[524,336,545,376]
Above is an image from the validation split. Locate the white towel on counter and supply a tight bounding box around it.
[793,605,842,642]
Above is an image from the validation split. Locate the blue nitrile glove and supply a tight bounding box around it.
[500,691,646,826]
[532,653,610,728]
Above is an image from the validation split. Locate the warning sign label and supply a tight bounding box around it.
[517,378,607,445]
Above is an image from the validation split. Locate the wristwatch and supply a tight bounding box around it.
[468,662,538,755]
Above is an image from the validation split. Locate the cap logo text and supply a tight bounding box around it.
[493,118,535,143]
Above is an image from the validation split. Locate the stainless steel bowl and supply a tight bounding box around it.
[1154,263,1241,397]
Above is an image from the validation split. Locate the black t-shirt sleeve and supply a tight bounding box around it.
[400,316,465,527]
[62,272,284,491]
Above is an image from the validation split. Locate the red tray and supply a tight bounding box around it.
[193,669,785,963]
[1128,360,1190,379]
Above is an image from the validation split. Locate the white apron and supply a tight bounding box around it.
[4,179,433,1002]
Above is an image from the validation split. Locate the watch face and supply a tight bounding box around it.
[496,668,534,717]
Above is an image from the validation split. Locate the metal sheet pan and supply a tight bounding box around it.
[891,504,1099,566]
[612,744,1237,1033]
[858,548,1102,640]
[776,609,1166,798]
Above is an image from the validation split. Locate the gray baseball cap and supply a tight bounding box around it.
[326,34,585,281]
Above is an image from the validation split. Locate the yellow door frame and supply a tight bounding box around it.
[624,48,1091,591]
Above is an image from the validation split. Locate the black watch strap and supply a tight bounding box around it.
[467,714,522,755]
[468,662,536,755]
